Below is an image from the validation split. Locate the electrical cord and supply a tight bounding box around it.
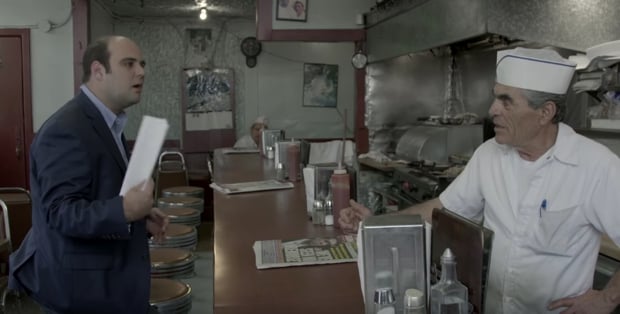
[50,1,74,30]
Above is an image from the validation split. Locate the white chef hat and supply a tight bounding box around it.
[253,116,267,125]
[496,47,576,94]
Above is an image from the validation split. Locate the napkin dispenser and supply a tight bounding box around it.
[261,129,284,156]
[362,214,426,314]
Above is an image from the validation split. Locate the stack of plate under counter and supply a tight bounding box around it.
[149,223,198,251]
[150,278,192,314]
[150,247,195,278]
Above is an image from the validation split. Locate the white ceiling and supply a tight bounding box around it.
[94,0,256,20]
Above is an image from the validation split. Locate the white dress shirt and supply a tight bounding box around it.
[233,135,258,149]
[440,123,620,313]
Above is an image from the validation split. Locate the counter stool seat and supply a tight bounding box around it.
[150,278,192,314]
[158,196,203,213]
[161,207,201,227]
[150,248,195,278]
[149,224,197,251]
[162,186,204,198]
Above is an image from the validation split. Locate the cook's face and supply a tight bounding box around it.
[251,123,265,144]
[102,38,145,112]
[488,83,542,147]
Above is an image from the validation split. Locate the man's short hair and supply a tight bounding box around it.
[81,37,112,83]
[522,89,567,124]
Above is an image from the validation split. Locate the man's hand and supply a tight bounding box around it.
[123,179,155,222]
[338,199,372,232]
[146,208,169,244]
[548,289,617,314]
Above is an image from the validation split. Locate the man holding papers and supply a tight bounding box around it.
[8,36,168,314]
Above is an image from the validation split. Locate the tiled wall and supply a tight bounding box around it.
[115,19,253,141]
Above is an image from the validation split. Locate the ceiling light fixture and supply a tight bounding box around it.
[199,8,207,20]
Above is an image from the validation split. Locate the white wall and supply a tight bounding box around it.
[248,41,355,139]
[0,0,74,131]
[273,0,374,30]
[108,17,355,141]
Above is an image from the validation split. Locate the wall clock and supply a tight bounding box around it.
[240,36,261,68]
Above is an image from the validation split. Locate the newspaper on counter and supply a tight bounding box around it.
[253,235,358,269]
[210,179,294,194]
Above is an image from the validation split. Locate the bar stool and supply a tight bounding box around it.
[149,224,197,251]
[149,278,192,314]
[162,186,204,200]
[160,207,201,228]
[0,199,13,312]
[155,151,188,199]
[150,248,195,278]
[0,188,32,250]
[157,196,204,214]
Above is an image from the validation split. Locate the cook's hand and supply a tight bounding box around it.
[147,208,169,244]
[548,289,617,314]
[338,199,372,232]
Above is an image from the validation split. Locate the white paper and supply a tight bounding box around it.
[357,221,365,302]
[185,111,233,131]
[209,179,294,195]
[303,167,315,215]
[221,147,260,154]
[120,116,169,196]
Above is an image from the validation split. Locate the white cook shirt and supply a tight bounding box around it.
[439,123,620,313]
[233,135,257,149]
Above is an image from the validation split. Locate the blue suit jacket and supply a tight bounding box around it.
[9,92,151,314]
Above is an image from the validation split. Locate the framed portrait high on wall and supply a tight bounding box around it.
[276,0,307,22]
[180,67,237,152]
[302,63,338,108]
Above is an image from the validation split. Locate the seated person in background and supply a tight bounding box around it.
[339,47,620,313]
[234,116,267,149]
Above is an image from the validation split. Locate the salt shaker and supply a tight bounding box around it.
[266,146,275,159]
[374,287,396,314]
[324,199,334,226]
[312,199,325,225]
[276,163,286,181]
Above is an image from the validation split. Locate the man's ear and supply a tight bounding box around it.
[540,101,557,124]
[91,61,105,80]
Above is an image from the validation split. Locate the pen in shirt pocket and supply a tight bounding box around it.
[539,199,547,218]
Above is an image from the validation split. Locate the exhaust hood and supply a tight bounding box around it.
[367,0,620,62]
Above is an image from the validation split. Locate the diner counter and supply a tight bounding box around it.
[212,150,364,314]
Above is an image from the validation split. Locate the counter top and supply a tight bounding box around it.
[212,151,364,314]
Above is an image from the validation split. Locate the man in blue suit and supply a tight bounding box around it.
[8,36,168,314]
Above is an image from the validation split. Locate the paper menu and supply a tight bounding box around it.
[119,115,169,196]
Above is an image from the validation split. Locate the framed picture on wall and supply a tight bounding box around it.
[276,0,307,22]
[302,63,338,108]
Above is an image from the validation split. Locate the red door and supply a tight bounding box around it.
[0,34,29,188]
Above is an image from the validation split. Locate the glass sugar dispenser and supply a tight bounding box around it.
[430,248,468,314]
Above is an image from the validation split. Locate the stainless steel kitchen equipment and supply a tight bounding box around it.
[395,125,482,163]
[362,215,426,314]
[369,124,479,212]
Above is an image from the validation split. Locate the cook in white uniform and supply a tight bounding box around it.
[234,116,267,149]
[339,47,620,313]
